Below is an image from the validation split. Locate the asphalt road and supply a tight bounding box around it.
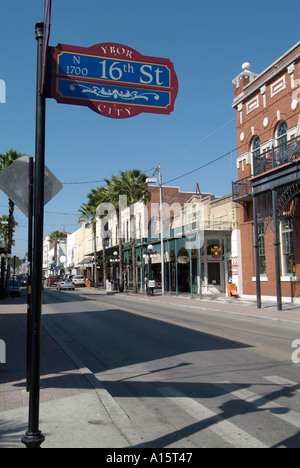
[42,288,300,448]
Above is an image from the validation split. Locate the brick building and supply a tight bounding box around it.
[232,41,300,307]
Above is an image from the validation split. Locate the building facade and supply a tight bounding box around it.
[43,233,68,277]
[232,41,300,306]
[61,186,239,295]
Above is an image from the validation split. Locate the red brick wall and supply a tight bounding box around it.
[233,42,300,300]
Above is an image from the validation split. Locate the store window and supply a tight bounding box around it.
[281,216,295,276]
[258,222,267,275]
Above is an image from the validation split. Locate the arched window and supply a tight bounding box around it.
[276,121,288,147]
[251,136,261,159]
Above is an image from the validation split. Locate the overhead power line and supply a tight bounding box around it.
[62,179,105,185]
[164,148,237,185]
[160,117,236,167]
[60,118,236,185]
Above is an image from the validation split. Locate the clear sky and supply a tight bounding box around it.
[0,0,299,258]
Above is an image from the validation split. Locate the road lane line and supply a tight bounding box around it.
[160,386,268,448]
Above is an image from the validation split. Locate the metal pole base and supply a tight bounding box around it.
[22,431,45,448]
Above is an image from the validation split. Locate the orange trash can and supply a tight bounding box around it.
[86,279,91,288]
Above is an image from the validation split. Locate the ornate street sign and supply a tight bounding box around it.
[47,43,178,119]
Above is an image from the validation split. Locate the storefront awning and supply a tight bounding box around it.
[78,255,93,265]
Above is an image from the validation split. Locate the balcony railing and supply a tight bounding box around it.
[232,175,253,202]
[232,136,300,202]
[253,136,300,176]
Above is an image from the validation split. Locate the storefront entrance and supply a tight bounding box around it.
[208,262,220,285]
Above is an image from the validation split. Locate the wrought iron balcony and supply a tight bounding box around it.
[253,135,300,176]
[232,136,300,202]
[232,175,253,202]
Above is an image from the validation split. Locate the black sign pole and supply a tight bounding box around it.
[22,22,46,449]
[26,157,34,393]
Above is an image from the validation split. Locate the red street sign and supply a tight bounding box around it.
[47,43,178,119]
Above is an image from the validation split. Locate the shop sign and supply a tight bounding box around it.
[211,245,222,259]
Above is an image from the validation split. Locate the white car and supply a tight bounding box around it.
[72,275,86,287]
[56,279,75,291]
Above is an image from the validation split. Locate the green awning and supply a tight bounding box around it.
[78,256,93,265]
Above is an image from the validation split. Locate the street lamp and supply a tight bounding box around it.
[146,165,165,295]
[143,244,157,295]
[109,251,119,291]
[0,242,11,300]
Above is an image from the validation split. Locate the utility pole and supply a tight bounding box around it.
[146,165,165,296]
[158,165,165,296]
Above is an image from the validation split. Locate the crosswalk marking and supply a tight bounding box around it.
[160,386,268,448]
[264,375,300,392]
[216,381,300,429]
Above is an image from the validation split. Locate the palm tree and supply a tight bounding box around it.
[0,215,10,247]
[0,150,22,292]
[105,174,126,291]
[79,195,101,287]
[48,231,66,271]
[106,170,151,293]
[88,186,109,287]
[119,170,151,294]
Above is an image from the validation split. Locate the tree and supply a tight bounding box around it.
[87,186,109,287]
[0,215,10,247]
[79,194,101,287]
[48,231,66,271]
[104,174,126,291]
[119,170,151,294]
[106,170,151,293]
[0,150,22,293]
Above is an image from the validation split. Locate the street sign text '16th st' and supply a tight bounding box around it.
[47,43,178,119]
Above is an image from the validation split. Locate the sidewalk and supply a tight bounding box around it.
[84,286,300,324]
[0,289,299,448]
[0,295,129,448]
[141,292,300,323]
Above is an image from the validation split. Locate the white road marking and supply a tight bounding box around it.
[216,381,300,429]
[264,375,300,392]
[160,386,268,448]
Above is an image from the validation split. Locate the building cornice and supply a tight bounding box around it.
[232,42,300,109]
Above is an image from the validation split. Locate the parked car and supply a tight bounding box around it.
[46,276,60,287]
[16,275,24,286]
[56,279,75,291]
[72,275,86,287]
[9,279,21,297]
